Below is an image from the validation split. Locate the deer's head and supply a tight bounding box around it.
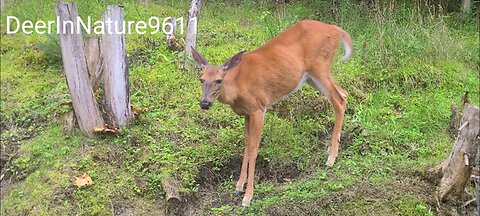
[191,47,245,109]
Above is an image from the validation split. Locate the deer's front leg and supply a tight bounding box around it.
[235,116,250,194]
[242,110,265,207]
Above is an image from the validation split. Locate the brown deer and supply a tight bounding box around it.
[191,20,352,206]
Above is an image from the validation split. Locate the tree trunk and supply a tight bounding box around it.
[184,0,205,68]
[101,5,133,127]
[462,0,471,12]
[55,3,104,138]
[477,154,480,215]
[84,36,103,91]
[436,104,479,201]
[166,18,183,52]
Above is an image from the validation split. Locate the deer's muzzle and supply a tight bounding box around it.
[200,100,212,109]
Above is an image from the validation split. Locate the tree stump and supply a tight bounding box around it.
[55,3,104,138]
[85,36,104,91]
[101,5,133,127]
[184,0,205,68]
[166,18,183,52]
[434,104,479,201]
[462,0,471,12]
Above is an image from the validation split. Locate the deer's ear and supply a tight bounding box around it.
[191,47,209,69]
[222,50,246,72]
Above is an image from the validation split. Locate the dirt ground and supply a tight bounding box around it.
[164,155,478,216]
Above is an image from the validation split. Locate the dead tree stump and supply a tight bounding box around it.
[462,0,471,12]
[101,5,133,127]
[55,3,104,138]
[85,37,104,91]
[184,0,204,68]
[166,18,183,52]
[434,104,479,201]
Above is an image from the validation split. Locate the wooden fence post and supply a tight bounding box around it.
[184,0,205,68]
[101,5,133,127]
[55,3,104,138]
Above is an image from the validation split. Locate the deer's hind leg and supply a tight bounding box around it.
[307,63,348,166]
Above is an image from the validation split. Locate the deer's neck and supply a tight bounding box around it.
[218,69,239,106]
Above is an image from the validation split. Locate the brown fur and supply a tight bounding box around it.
[192,20,352,206]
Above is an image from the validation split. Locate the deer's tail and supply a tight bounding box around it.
[337,27,353,62]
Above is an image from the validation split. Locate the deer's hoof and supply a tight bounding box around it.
[242,196,252,207]
[234,190,244,196]
[326,156,336,166]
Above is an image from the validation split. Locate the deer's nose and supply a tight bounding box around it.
[200,100,212,109]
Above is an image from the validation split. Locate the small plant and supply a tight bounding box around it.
[35,34,62,68]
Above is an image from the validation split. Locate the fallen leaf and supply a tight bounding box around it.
[74,173,93,188]
[131,105,147,116]
[60,100,72,106]
[94,127,105,132]
[93,124,119,134]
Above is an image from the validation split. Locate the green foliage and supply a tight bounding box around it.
[1,0,478,215]
[34,34,62,68]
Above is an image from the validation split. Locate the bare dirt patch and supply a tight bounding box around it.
[193,154,302,212]
[197,154,301,190]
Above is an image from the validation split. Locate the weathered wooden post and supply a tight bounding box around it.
[431,104,479,201]
[462,0,471,12]
[84,37,103,91]
[184,0,205,68]
[166,18,183,52]
[101,5,133,127]
[55,3,104,138]
[476,153,480,215]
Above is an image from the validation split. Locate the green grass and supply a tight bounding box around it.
[1,0,479,215]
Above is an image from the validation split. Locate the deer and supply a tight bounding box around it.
[191,20,352,207]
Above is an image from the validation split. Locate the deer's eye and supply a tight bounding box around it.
[199,79,205,83]
[215,79,223,84]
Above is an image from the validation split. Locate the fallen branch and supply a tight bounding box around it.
[462,198,476,208]
[162,177,181,205]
